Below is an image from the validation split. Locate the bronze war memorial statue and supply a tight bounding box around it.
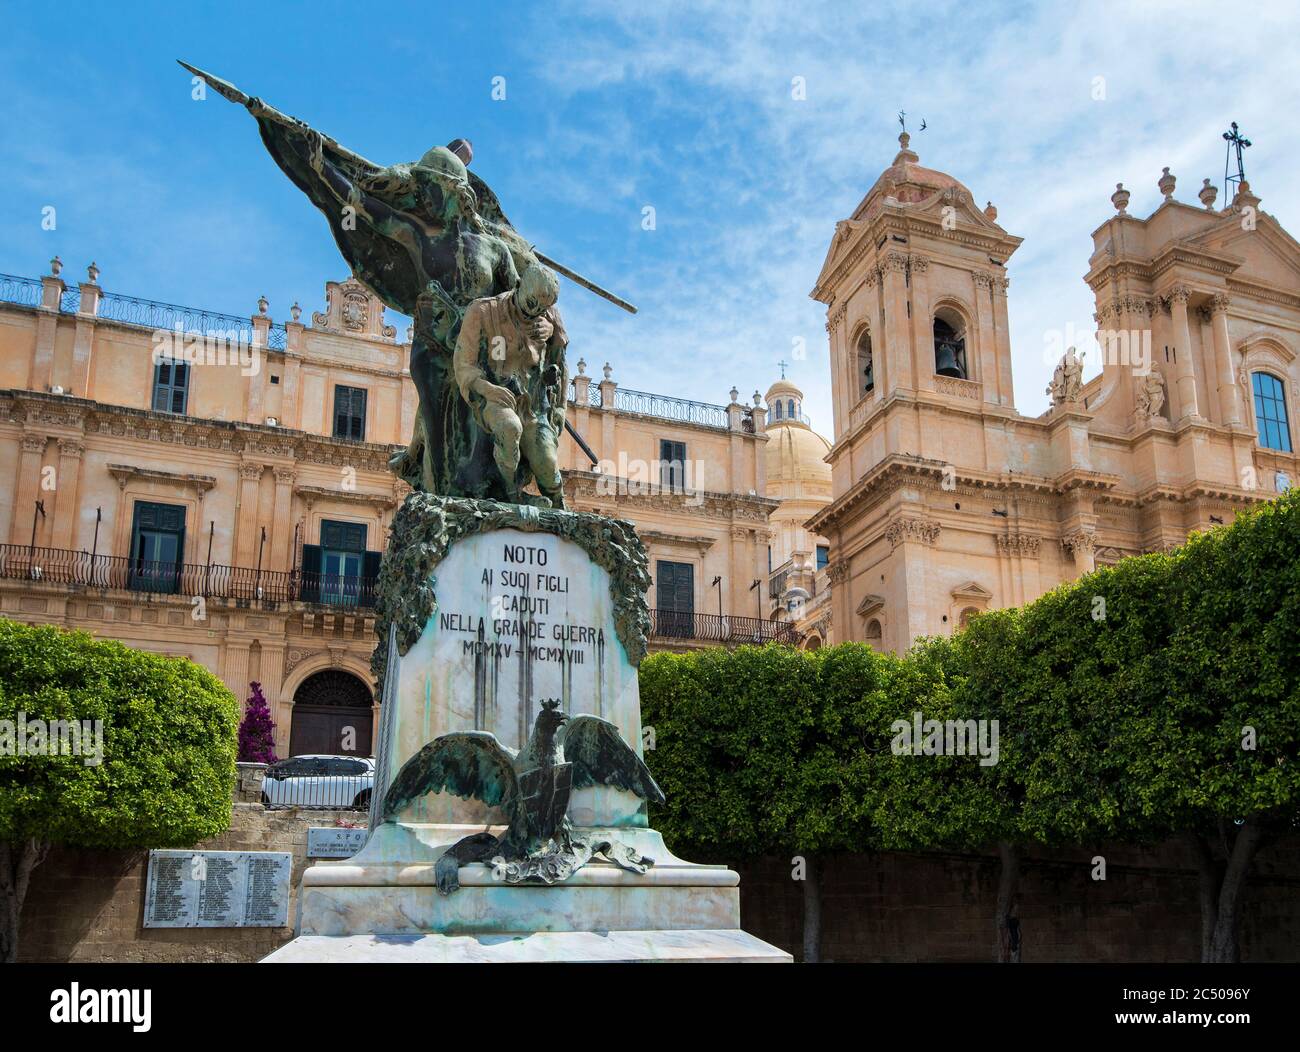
[181,61,789,962]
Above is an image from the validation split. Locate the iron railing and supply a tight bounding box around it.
[0,544,377,609]
[564,382,737,430]
[0,274,43,308]
[261,756,373,811]
[647,608,799,645]
[0,273,290,347]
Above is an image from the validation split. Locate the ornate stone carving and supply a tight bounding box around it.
[239,462,265,481]
[57,439,84,459]
[372,494,652,696]
[1061,530,1096,555]
[885,517,941,548]
[826,559,849,585]
[880,251,909,275]
[907,254,929,274]
[1134,369,1166,420]
[1169,284,1192,305]
[1210,293,1230,315]
[1046,346,1086,404]
[313,276,398,342]
[995,534,1041,558]
[21,433,47,454]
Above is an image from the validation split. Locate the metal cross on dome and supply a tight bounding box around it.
[1223,121,1252,202]
[778,358,789,378]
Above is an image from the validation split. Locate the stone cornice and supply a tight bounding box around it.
[108,462,217,496]
[294,483,399,510]
[0,389,401,474]
[565,470,778,523]
[638,530,716,553]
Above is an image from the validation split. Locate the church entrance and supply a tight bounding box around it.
[288,670,375,757]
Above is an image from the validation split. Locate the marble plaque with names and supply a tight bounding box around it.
[143,850,292,928]
[307,827,368,858]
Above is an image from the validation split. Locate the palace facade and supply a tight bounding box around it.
[0,263,785,757]
[810,133,1299,651]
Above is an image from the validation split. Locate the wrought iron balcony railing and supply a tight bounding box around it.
[647,608,799,646]
[0,544,376,609]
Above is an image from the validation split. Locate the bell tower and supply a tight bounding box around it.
[811,132,1024,454]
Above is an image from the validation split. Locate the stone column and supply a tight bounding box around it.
[973,273,1000,404]
[992,276,1014,408]
[51,439,84,549]
[1062,530,1096,576]
[11,434,47,546]
[271,467,296,571]
[32,265,65,393]
[1168,286,1200,420]
[235,462,264,566]
[1210,295,1242,425]
[880,253,912,393]
[908,255,933,391]
[248,306,271,425]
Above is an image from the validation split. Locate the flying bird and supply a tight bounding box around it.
[382,699,663,892]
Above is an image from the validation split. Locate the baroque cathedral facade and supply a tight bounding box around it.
[809,133,1299,651]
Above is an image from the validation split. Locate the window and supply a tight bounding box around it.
[934,312,967,379]
[1252,372,1292,453]
[856,330,874,395]
[333,385,367,440]
[300,520,380,607]
[816,545,829,571]
[655,560,694,638]
[129,501,185,594]
[152,360,189,414]
[774,401,783,420]
[787,399,797,418]
[659,439,687,491]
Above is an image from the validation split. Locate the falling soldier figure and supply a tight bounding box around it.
[453,263,569,507]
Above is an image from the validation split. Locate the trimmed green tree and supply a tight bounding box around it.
[0,618,238,962]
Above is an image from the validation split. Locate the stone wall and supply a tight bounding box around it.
[17,800,365,963]
[732,837,1300,963]
[19,806,1300,962]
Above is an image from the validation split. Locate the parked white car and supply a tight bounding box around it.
[261,754,375,809]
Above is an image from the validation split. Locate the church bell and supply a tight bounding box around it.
[935,339,965,379]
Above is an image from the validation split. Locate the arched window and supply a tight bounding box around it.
[933,309,967,379]
[864,618,883,652]
[787,398,796,418]
[959,607,979,629]
[1252,372,1292,452]
[773,401,782,420]
[856,330,874,395]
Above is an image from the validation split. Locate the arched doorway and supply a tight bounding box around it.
[288,669,375,757]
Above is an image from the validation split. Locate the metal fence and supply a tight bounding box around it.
[647,608,800,645]
[0,274,289,348]
[0,544,377,609]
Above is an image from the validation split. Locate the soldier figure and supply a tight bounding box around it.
[453,264,569,507]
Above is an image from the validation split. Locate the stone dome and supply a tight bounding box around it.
[852,132,978,222]
[764,379,831,490]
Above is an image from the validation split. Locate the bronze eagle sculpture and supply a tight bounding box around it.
[382,699,664,893]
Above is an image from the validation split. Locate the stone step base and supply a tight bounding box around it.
[262,928,792,963]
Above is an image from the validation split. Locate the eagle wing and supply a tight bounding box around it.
[381,732,526,835]
[562,716,665,805]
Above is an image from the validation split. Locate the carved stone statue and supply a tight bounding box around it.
[1135,369,1166,420]
[1047,345,1086,404]
[453,265,569,507]
[181,62,630,504]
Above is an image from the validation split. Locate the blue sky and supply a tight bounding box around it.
[3,0,1298,431]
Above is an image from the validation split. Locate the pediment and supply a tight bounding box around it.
[856,593,886,618]
[950,581,993,602]
[1188,213,1300,287]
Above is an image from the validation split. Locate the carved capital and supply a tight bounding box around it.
[907,254,929,274]
[996,533,1040,558]
[1169,284,1192,305]
[972,272,995,291]
[57,439,84,459]
[1210,293,1231,316]
[885,516,941,548]
[273,466,297,485]
[21,433,47,454]
[881,251,909,275]
[827,559,850,585]
[239,462,265,482]
[1061,529,1096,554]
